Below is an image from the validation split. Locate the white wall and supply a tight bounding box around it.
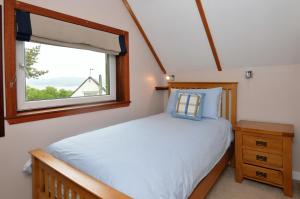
[0,1,164,199]
[171,64,300,176]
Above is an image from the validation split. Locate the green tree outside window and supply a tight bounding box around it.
[25,45,73,101]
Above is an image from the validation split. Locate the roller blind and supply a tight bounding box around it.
[16,10,126,55]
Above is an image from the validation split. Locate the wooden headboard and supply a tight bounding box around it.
[168,82,238,128]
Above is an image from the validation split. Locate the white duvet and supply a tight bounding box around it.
[45,113,232,199]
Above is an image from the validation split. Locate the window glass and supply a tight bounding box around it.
[25,42,110,100]
[16,41,116,110]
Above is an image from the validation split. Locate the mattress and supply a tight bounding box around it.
[41,113,233,199]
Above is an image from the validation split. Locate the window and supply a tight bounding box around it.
[4,1,130,124]
[16,41,116,110]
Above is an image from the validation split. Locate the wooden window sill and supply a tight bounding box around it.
[6,101,131,124]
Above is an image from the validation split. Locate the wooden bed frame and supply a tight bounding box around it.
[31,82,238,199]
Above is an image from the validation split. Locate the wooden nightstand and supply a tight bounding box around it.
[235,120,294,197]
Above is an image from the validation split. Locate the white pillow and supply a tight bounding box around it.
[166,89,178,113]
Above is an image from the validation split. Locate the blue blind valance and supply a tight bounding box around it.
[16,10,32,41]
[119,35,127,56]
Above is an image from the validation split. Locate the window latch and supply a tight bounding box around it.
[10,76,16,88]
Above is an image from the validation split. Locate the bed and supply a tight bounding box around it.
[30,82,238,199]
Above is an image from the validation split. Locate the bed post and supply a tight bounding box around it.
[32,156,40,199]
[231,83,238,129]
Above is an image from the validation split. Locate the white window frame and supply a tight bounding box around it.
[16,41,116,111]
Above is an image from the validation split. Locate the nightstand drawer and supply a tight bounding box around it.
[243,135,282,152]
[242,164,283,185]
[243,149,283,168]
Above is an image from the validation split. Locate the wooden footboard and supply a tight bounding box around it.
[31,144,233,199]
[31,150,131,199]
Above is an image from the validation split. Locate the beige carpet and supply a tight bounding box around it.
[206,168,300,199]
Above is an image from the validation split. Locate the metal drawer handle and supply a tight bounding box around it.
[256,140,267,147]
[256,155,267,162]
[256,171,267,178]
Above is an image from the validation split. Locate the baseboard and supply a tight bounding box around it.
[293,171,300,181]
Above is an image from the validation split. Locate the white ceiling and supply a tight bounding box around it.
[127,0,215,72]
[203,0,300,68]
[127,0,300,71]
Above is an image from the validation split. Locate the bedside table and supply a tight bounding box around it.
[235,120,294,197]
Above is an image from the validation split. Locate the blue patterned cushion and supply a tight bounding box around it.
[171,91,205,121]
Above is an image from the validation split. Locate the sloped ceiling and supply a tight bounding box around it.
[126,0,300,71]
[203,0,300,68]
[127,0,215,72]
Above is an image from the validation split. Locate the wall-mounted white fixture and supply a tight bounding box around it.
[166,74,175,81]
[245,71,253,79]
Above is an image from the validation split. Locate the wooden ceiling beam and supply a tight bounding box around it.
[122,0,167,74]
[195,0,222,71]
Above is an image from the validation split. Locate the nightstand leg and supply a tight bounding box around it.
[283,185,293,197]
[283,137,293,197]
[235,174,243,183]
[235,131,243,183]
